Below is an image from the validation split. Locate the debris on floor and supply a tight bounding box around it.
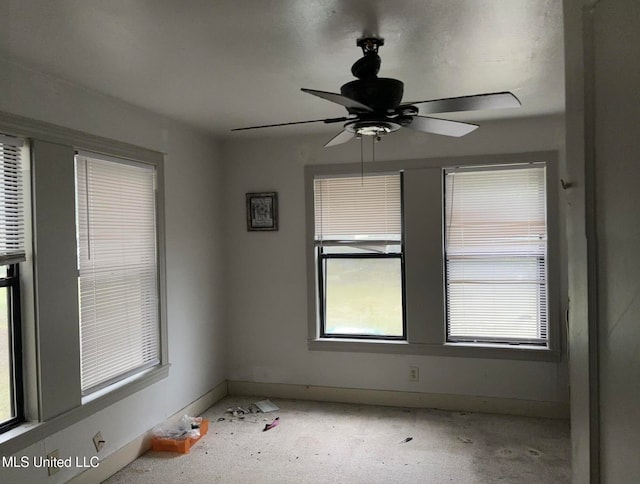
[226,406,251,417]
[255,399,279,413]
[400,437,413,443]
[226,400,278,418]
[152,415,203,440]
[219,399,283,431]
[150,416,209,454]
[263,417,280,432]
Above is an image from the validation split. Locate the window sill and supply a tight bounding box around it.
[308,338,561,362]
[81,365,165,406]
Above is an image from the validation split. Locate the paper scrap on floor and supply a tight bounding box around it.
[255,399,279,413]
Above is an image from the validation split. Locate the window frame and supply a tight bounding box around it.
[0,133,27,434]
[445,255,548,345]
[313,172,406,341]
[0,264,24,433]
[317,246,407,340]
[442,163,550,347]
[305,152,561,361]
[74,150,162,396]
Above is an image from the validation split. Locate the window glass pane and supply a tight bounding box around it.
[76,154,159,393]
[447,257,547,342]
[445,167,546,256]
[0,286,12,421]
[444,164,548,345]
[324,258,403,337]
[321,244,401,255]
[314,174,401,242]
[0,137,25,265]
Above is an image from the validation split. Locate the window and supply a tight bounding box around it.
[307,154,558,358]
[75,152,160,394]
[314,173,404,339]
[444,164,548,345]
[0,134,25,432]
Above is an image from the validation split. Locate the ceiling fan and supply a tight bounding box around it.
[232,37,521,147]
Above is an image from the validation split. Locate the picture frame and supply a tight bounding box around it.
[246,192,278,231]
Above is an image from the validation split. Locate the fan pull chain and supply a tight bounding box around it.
[372,135,376,164]
[360,135,364,184]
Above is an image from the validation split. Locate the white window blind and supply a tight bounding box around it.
[444,164,548,344]
[314,174,401,242]
[75,153,159,393]
[0,134,25,265]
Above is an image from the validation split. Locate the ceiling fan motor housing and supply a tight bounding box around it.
[351,52,381,79]
[340,78,404,113]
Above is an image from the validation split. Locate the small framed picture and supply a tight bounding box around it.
[246,192,278,231]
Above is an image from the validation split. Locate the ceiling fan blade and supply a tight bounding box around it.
[324,130,356,147]
[231,116,349,131]
[406,116,479,137]
[301,88,374,112]
[402,92,521,115]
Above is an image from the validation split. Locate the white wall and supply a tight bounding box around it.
[223,115,569,406]
[562,0,596,481]
[591,1,640,482]
[0,59,226,483]
[563,1,640,481]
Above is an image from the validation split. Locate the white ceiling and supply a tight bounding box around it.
[2,0,565,139]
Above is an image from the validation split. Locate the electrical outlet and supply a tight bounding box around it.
[47,450,60,476]
[409,366,419,382]
[93,431,105,452]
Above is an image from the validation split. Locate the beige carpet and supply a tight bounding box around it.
[104,396,570,484]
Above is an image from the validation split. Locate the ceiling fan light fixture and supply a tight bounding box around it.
[347,120,400,137]
[357,125,388,136]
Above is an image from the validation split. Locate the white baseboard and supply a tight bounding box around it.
[70,380,228,484]
[227,380,569,419]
